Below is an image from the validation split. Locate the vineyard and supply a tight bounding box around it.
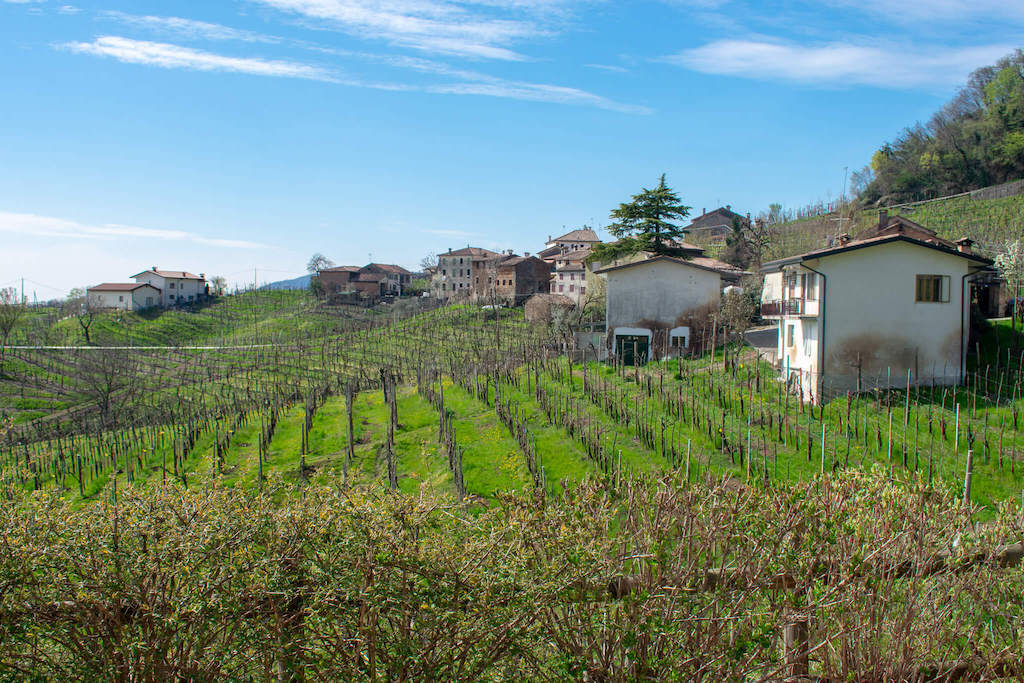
[2,294,1024,678]
[697,191,1024,263]
[3,296,1024,511]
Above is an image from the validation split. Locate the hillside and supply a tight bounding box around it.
[735,189,1024,264]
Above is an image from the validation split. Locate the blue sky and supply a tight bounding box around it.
[1,0,1021,295]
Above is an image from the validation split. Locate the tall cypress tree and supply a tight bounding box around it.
[593,174,692,262]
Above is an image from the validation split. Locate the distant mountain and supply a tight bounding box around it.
[261,274,312,291]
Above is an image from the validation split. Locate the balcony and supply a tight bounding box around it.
[760,298,818,317]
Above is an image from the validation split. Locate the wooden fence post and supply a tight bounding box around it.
[783,615,810,679]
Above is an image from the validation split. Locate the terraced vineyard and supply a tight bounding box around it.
[5,296,1024,515]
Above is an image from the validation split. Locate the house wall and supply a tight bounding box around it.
[604,259,721,354]
[87,286,160,311]
[320,271,354,294]
[782,242,974,401]
[513,259,553,303]
[88,291,131,310]
[133,272,205,307]
[434,253,476,299]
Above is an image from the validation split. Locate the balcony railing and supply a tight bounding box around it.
[761,299,807,316]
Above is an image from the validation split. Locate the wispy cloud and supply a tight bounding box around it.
[250,0,565,60]
[0,211,269,249]
[823,0,1024,23]
[61,36,336,81]
[61,35,645,111]
[584,63,628,73]
[663,40,1018,89]
[102,11,283,44]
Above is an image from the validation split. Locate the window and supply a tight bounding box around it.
[169,282,175,289]
[804,273,817,301]
[786,324,795,348]
[916,275,950,302]
[671,334,687,348]
[559,285,564,293]
[569,284,575,292]
[581,286,586,295]
[118,295,124,302]
[441,269,446,276]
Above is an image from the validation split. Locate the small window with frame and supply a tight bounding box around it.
[786,323,796,348]
[915,274,950,303]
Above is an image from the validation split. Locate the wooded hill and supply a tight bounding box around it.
[859,48,1024,205]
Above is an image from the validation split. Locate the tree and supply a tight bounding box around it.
[720,216,754,270]
[419,253,439,272]
[306,253,335,274]
[995,239,1024,337]
[720,286,756,339]
[210,276,228,296]
[592,174,691,262]
[61,289,95,345]
[77,349,141,426]
[0,287,25,374]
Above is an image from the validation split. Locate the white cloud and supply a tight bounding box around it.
[251,0,564,60]
[824,0,1024,23]
[61,35,645,111]
[0,211,269,249]
[61,37,336,81]
[102,11,282,44]
[584,63,628,73]
[664,40,1018,89]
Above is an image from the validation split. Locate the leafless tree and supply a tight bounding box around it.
[306,253,335,274]
[77,349,143,426]
[0,287,25,374]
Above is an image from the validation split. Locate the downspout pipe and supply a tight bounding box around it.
[801,262,827,403]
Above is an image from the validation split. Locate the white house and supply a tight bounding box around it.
[131,268,208,307]
[760,212,994,403]
[594,249,743,364]
[87,283,162,311]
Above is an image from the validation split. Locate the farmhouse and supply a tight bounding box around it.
[595,246,743,364]
[362,263,413,294]
[131,268,208,307]
[318,265,362,294]
[537,227,601,263]
[432,246,502,300]
[685,206,744,243]
[471,253,552,305]
[760,211,995,403]
[86,282,162,311]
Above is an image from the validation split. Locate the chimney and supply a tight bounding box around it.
[878,209,889,228]
[838,233,851,246]
[524,252,530,257]
[200,273,205,279]
[955,237,974,254]
[702,208,706,216]
[548,234,551,242]
[152,266,158,272]
[726,204,731,211]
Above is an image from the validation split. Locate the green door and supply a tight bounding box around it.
[616,335,649,366]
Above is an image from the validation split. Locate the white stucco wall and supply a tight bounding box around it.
[604,259,721,332]
[133,272,204,307]
[87,285,160,311]
[775,241,977,401]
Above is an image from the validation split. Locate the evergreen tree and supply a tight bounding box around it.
[592,174,691,262]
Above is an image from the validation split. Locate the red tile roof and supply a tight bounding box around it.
[131,269,204,280]
[88,282,161,292]
[550,228,600,243]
